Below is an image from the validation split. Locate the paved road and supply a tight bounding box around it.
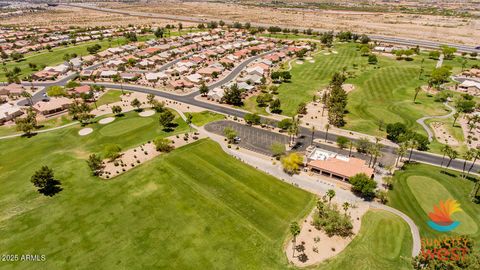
[64,3,480,54]
[13,43,480,173]
[205,120,380,161]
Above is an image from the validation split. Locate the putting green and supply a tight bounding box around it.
[406,176,477,235]
[99,117,154,137]
[319,210,412,270]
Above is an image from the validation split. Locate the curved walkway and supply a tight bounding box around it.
[0,121,79,140]
[416,101,456,142]
[200,121,421,257]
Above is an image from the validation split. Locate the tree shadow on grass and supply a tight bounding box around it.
[162,123,178,132]
[440,170,458,178]
[20,132,38,138]
[38,179,63,197]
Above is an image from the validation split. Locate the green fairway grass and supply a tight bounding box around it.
[388,163,480,247]
[99,117,154,137]
[318,210,413,270]
[0,114,73,137]
[186,110,225,126]
[95,90,124,107]
[276,42,480,137]
[0,114,316,269]
[241,95,269,116]
[276,44,364,117]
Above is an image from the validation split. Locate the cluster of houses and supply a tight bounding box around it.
[75,30,280,92]
[0,83,98,125]
[0,29,314,126]
[207,43,312,101]
[0,25,135,56]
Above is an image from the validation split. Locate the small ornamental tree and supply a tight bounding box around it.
[349,173,377,199]
[223,127,237,143]
[111,105,122,116]
[130,98,142,111]
[87,154,104,176]
[244,113,261,125]
[159,110,175,130]
[154,137,174,152]
[281,152,303,175]
[31,166,62,196]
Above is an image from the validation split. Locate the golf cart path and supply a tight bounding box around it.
[370,203,421,257]
[416,101,456,142]
[184,111,422,257]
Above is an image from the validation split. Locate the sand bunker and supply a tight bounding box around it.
[99,117,115,124]
[309,60,315,63]
[78,128,93,136]
[305,56,313,60]
[296,60,304,65]
[139,110,155,117]
[323,52,331,55]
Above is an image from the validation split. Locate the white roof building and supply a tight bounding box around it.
[100,70,117,77]
[0,103,23,123]
[44,64,69,74]
[459,80,480,90]
[207,87,225,100]
[185,74,203,84]
[245,66,264,76]
[145,72,168,81]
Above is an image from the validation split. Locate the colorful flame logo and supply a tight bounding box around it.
[427,199,462,232]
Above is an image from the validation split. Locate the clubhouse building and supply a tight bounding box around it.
[306,148,374,182]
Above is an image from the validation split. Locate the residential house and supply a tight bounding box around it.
[0,83,24,96]
[0,103,23,124]
[33,97,73,115]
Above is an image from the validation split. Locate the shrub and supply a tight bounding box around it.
[312,203,353,238]
[103,144,121,161]
[153,137,174,152]
[350,173,377,199]
[281,152,303,175]
[336,136,349,149]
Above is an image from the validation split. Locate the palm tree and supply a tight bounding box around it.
[452,112,460,127]
[348,140,354,157]
[462,149,474,178]
[310,125,315,146]
[324,123,330,142]
[287,126,295,146]
[289,222,300,257]
[440,145,452,167]
[21,91,33,107]
[371,144,383,168]
[342,202,350,216]
[326,189,335,204]
[467,149,480,175]
[395,143,407,167]
[413,86,421,102]
[407,139,417,162]
[446,149,458,168]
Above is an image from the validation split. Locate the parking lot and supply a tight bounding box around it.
[205,120,308,155]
